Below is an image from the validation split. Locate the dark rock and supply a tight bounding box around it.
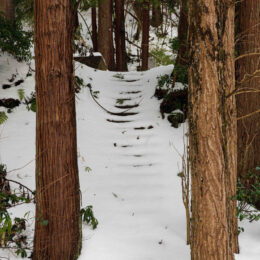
[154,88,168,100]
[167,112,185,128]
[160,89,188,118]
[2,84,11,89]
[0,98,21,109]
[74,55,107,70]
[14,79,24,86]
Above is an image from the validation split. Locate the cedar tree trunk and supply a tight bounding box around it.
[0,0,14,22]
[141,0,150,71]
[33,0,81,259]
[92,7,98,52]
[236,0,260,209]
[132,0,142,41]
[188,1,238,259]
[150,1,162,28]
[172,0,188,88]
[98,0,115,70]
[115,0,127,71]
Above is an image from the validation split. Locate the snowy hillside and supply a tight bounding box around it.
[0,53,259,259]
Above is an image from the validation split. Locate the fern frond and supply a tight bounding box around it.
[0,112,8,125]
[17,89,25,101]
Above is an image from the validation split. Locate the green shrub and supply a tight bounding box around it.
[233,167,260,225]
[150,48,174,66]
[0,164,33,257]
[0,15,32,61]
[156,74,172,89]
[169,37,181,54]
[174,63,188,85]
[0,112,8,125]
[80,205,98,229]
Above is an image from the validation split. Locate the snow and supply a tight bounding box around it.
[74,52,102,58]
[0,53,259,259]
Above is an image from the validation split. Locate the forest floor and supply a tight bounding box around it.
[0,54,259,259]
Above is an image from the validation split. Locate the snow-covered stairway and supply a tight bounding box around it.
[0,54,259,259]
[76,65,190,260]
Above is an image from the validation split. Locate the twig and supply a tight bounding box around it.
[237,109,260,121]
[78,11,92,41]
[7,158,36,174]
[5,178,34,194]
[235,52,260,62]
[125,37,167,63]
[7,148,47,175]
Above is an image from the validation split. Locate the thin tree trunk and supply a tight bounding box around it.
[115,0,127,71]
[0,0,14,22]
[132,0,142,41]
[92,7,98,52]
[172,0,188,88]
[150,1,162,28]
[98,0,115,70]
[188,1,238,259]
[236,0,260,209]
[141,0,150,71]
[33,0,81,259]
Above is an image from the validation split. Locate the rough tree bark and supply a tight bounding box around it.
[172,0,188,88]
[188,1,238,259]
[0,0,14,22]
[115,0,128,71]
[33,0,81,259]
[92,7,98,52]
[98,0,115,70]
[236,0,260,209]
[141,0,150,71]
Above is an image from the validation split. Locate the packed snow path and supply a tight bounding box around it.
[77,66,190,260]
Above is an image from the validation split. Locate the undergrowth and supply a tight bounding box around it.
[0,164,34,258]
[233,166,260,228]
[154,74,187,128]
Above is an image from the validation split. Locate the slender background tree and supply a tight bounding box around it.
[91,6,98,52]
[115,0,128,71]
[171,0,188,88]
[141,0,150,70]
[98,0,115,70]
[150,0,162,28]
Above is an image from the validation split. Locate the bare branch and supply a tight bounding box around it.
[235,52,260,62]
[237,109,260,121]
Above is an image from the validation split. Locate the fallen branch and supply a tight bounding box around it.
[86,83,143,116]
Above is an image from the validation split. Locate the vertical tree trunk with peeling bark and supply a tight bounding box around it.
[236,0,260,209]
[141,0,150,71]
[33,0,81,259]
[98,0,115,70]
[92,7,98,52]
[188,1,238,259]
[115,0,127,71]
[0,0,14,22]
